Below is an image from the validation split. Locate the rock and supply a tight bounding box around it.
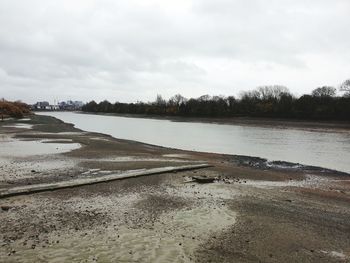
[1,206,11,211]
[192,176,215,184]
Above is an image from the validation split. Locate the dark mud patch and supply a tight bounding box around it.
[231,155,350,177]
[0,199,110,250]
[43,172,171,200]
[133,194,189,225]
[2,168,83,187]
[196,197,350,263]
[30,115,79,133]
[292,187,350,205]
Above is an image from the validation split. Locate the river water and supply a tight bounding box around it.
[38,112,350,173]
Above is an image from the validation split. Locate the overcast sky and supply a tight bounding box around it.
[0,0,349,104]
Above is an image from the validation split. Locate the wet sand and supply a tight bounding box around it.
[0,115,349,262]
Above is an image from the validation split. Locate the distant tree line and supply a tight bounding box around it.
[82,80,350,121]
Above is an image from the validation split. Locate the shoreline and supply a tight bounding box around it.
[36,111,350,174]
[36,113,350,175]
[31,113,350,176]
[1,115,350,262]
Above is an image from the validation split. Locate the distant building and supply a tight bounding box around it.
[32,100,84,111]
[33,101,50,110]
[58,100,84,111]
[46,105,59,110]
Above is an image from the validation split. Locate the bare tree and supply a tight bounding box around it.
[169,94,187,106]
[198,94,211,101]
[257,85,290,100]
[240,90,260,100]
[155,94,166,106]
[340,79,350,96]
[311,86,336,97]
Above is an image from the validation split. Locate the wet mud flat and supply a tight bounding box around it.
[0,115,350,262]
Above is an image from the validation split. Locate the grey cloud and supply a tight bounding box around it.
[0,0,349,103]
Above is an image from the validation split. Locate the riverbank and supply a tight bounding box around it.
[1,115,350,262]
[37,111,350,173]
[79,111,350,133]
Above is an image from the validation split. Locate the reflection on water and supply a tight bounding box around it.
[38,112,350,173]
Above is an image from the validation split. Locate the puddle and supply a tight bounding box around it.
[100,156,194,163]
[81,169,114,177]
[58,132,88,135]
[0,136,81,157]
[2,123,33,129]
[90,137,111,142]
[0,135,81,182]
[163,154,191,159]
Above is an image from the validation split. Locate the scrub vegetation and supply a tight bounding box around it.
[0,99,31,119]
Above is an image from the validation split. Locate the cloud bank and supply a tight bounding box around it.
[0,0,349,103]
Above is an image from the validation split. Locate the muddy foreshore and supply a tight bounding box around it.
[0,115,349,262]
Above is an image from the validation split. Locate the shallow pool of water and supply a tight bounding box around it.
[0,135,81,157]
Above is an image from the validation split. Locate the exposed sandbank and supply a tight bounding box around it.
[0,115,349,262]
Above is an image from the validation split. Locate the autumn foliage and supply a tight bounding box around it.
[0,100,31,119]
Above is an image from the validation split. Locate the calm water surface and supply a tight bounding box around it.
[39,112,350,173]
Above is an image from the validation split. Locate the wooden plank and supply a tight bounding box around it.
[0,164,212,198]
